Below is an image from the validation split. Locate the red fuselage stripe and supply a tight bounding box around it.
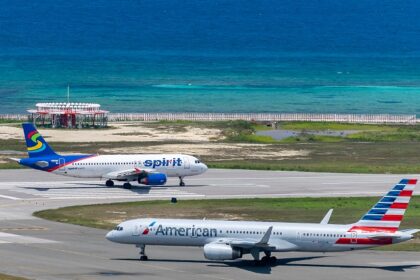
[47,155,96,172]
[348,226,398,232]
[336,238,392,245]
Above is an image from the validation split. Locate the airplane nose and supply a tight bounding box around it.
[105,231,115,241]
[202,163,208,173]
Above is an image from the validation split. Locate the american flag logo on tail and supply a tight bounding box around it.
[350,179,417,233]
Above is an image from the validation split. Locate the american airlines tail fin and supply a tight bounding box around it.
[22,123,58,158]
[352,179,417,232]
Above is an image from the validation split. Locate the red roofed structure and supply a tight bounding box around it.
[28,102,108,128]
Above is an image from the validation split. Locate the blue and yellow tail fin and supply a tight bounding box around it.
[22,123,58,158]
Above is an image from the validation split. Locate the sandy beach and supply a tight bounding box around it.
[0,123,220,143]
[0,123,309,161]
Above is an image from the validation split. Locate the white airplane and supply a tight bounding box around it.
[14,123,208,188]
[106,179,418,264]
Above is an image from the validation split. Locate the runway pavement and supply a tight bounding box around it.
[0,169,419,279]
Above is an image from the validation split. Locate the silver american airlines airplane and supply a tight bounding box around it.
[106,179,418,264]
[13,123,207,188]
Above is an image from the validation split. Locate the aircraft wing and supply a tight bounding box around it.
[230,240,274,250]
[208,226,295,252]
[103,167,157,180]
[221,239,277,250]
[208,226,273,249]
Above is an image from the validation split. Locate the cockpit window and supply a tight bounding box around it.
[195,160,201,164]
[113,226,124,231]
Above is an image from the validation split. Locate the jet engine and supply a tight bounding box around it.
[138,173,167,185]
[203,243,242,260]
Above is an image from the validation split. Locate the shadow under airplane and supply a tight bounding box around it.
[111,255,419,274]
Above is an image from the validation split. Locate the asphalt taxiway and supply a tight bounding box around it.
[0,169,419,279]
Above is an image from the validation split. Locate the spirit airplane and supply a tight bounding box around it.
[106,179,418,264]
[13,123,207,187]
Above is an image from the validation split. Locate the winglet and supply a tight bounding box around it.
[258,226,273,244]
[320,209,333,224]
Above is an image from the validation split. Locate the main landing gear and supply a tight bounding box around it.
[105,180,131,189]
[123,182,132,189]
[137,244,148,261]
[254,251,277,266]
[105,180,114,187]
[179,176,185,187]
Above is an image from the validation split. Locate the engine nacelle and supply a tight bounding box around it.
[203,243,242,260]
[138,173,167,185]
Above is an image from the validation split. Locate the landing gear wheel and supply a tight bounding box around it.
[179,176,185,187]
[261,256,269,264]
[123,182,132,189]
[105,180,114,187]
[140,255,148,261]
[269,256,277,265]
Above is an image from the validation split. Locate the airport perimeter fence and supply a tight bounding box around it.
[107,113,418,124]
[0,113,418,124]
[0,114,28,121]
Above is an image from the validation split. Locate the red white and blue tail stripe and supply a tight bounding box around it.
[351,179,417,232]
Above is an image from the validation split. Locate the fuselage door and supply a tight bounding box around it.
[183,157,190,169]
[59,158,66,172]
[350,232,357,244]
[132,224,140,236]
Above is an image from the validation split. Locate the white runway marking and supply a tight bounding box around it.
[321,181,387,185]
[0,194,21,200]
[0,232,57,244]
[8,183,202,200]
[208,183,270,188]
[204,191,385,198]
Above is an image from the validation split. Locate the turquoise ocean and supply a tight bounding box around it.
[0,1,420,115]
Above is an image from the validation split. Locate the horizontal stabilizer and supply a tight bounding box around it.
[367,232,400,240]
[401,229,420,235]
